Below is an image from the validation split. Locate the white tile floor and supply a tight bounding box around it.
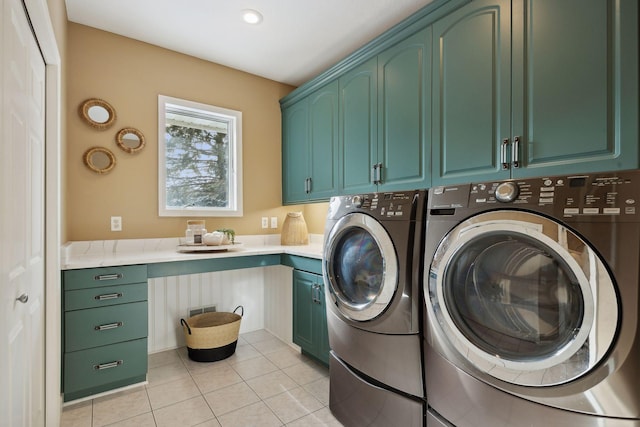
[60,330,343,427]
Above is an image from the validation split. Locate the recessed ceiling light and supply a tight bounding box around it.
[242,9,263,25]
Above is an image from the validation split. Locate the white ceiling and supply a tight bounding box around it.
[64,0,435,87]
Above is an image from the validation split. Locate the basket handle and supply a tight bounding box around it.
[180,318,192,335]
[233,305,244,317]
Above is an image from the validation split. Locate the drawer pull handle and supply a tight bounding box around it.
[94,273,123,281]
[94,321,123,331]
[94,292,123,301]
[94,360,123,370]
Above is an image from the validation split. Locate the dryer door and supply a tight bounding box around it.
[428,210,618,386]
[323,213,398,322]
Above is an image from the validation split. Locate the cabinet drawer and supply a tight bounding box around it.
[63,265,147,290]
[65,301,148,352]
[65,282,147,311]
[64,338,147,400]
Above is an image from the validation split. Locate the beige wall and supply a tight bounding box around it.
[66,23,328,241]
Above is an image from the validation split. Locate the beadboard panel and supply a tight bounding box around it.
[264,265,294,345]
[148,268,266,353]
[147,265,296,353]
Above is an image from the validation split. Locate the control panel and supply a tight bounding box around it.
[430,170,640,222]
[330,190,426,221]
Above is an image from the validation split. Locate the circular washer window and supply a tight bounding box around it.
[428,211,618,386]
[324,213,398,322]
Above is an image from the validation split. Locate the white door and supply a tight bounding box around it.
[1,0,46,423]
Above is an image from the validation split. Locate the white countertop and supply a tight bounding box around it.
[61,234,324,270]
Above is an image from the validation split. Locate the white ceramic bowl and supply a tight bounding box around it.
[203,231,224,246]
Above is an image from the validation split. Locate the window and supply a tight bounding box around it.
[158,95,243,217]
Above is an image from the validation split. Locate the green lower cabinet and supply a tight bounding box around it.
[63,338,148,402]
[292,269,330,365]
[64,301,148,352]
[62,266,149,402]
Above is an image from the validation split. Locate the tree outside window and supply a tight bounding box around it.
[158,95,243,217]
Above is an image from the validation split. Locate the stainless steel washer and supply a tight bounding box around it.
[424,171,640,426]
[323,190,427,427]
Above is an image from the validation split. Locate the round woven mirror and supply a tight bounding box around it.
[116,127,146,153]
[83,147,116,174]
[79,98,116,130]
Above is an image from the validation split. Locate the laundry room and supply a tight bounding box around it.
[2,0,638,426]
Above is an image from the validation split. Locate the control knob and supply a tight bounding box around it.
[352,195,362,207]
[495,182,519,203]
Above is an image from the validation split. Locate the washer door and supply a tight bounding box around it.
[429,210,618,386]
[323,213,398,322]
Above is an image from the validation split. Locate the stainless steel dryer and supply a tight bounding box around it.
[423,170,640,426]
[323,189,427,427]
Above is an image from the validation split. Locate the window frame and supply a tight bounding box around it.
[158,95,243,217]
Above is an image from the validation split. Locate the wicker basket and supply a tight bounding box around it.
[281,212,309,245]
[180,306,243,362]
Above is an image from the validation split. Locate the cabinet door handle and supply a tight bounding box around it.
[376,163,383,184]
[94,273,123,281]
[94,360,123,370]
[307,177,312,193]
[501,138,510,170]
[512,136,520,168]
[312,284,322,304]
[94,321,123,331]
[94,292,123,301]
[371,164,377,184]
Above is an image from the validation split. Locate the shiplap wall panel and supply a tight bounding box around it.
[148,267,267,353]
[264,265,294,344]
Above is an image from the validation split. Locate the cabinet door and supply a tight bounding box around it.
[308,81,339,200]
[511,0,638,177]
[282,100,310,203]
[378,27,432,191]
[293,270,316,352]
[339,57,378,194]
[432,0,512,186]
[292,270,330,364]
[313,280,330,365]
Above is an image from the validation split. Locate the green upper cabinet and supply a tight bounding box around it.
[282,101,309,202]
[432,0,639,186]
[432,0,512,185]
[377,27,432,192]
[339,57,378,194]
[339,28,432,194]
[282,81,339,203]
[512,0,638,178]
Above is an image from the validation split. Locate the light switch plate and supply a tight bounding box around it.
[261,217,268,228]
[270,217,278,228]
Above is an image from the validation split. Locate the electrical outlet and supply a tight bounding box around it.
[110,216,122,231]
[261,217,268,228]
[270,217,278,228]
